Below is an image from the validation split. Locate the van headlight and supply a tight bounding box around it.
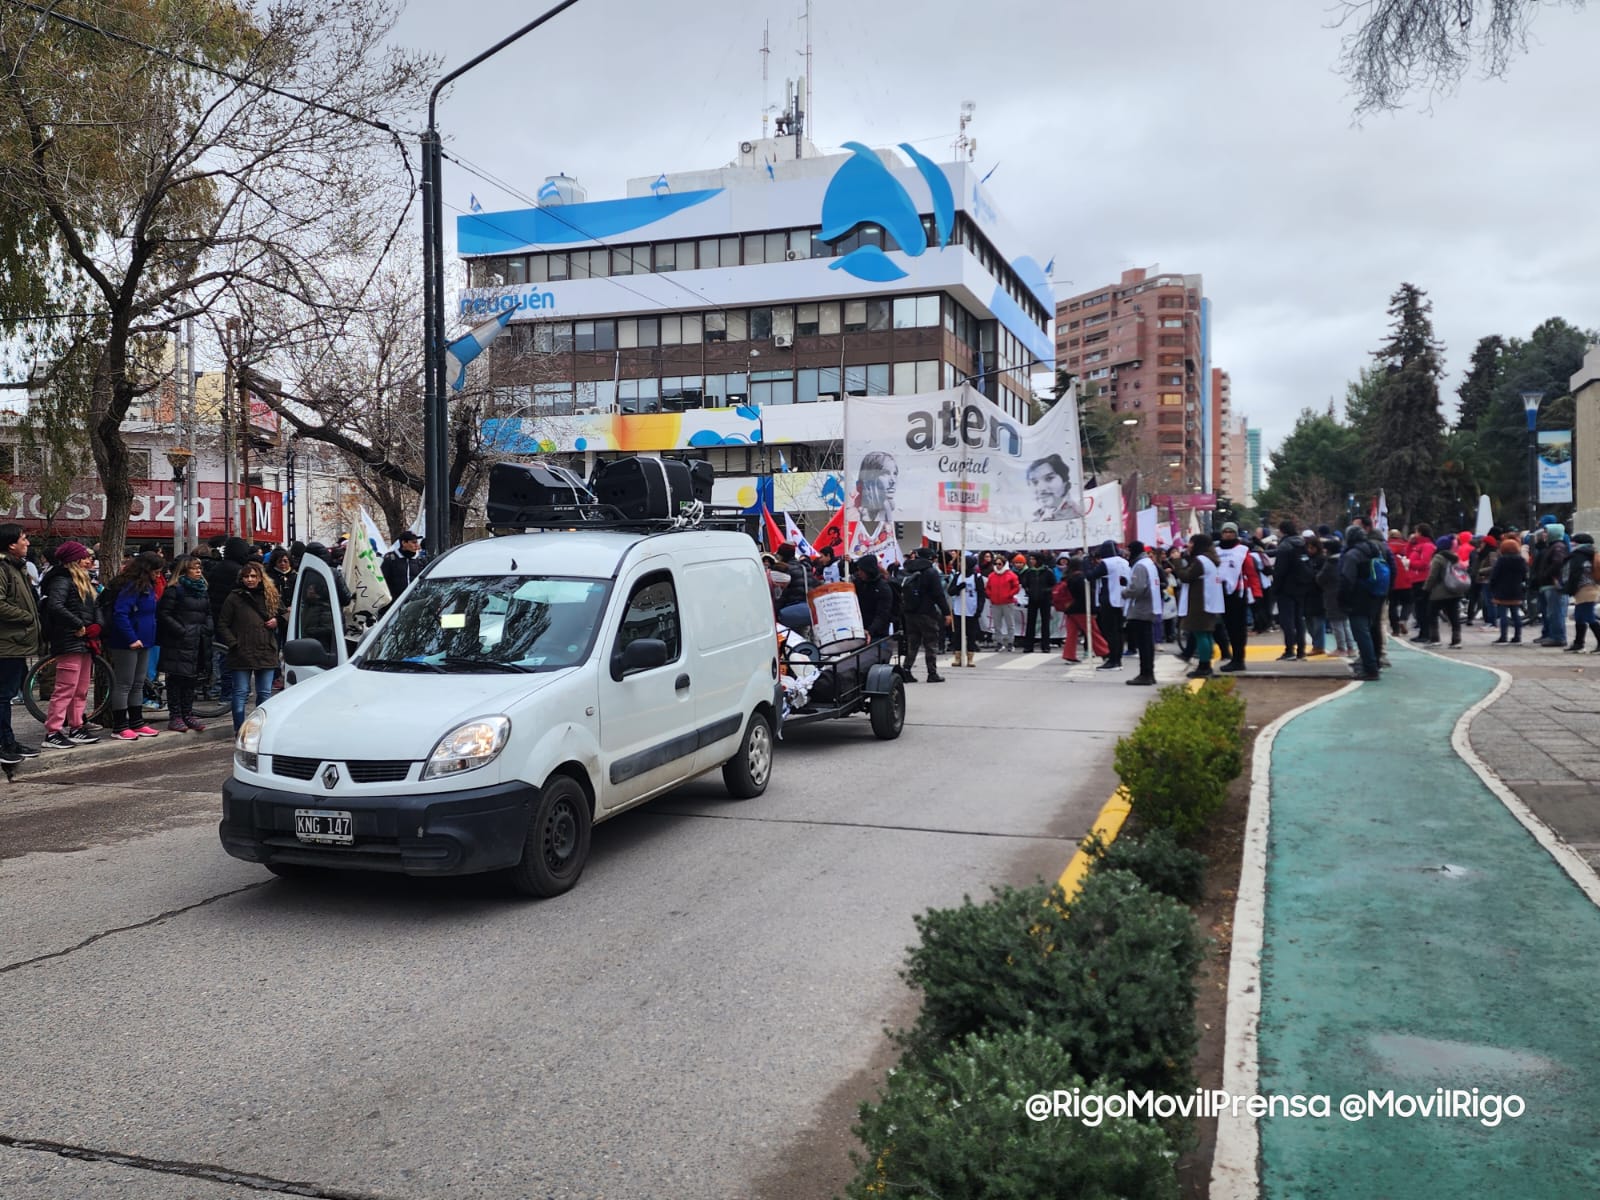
[235,707,266,772]
[423,716,511,780]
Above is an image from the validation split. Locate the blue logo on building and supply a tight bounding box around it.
[820,141,954,282]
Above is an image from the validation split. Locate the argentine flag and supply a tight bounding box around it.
[444,309,513,392]
[650,173,670,196]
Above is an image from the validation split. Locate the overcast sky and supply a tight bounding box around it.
[388,0,1600,465]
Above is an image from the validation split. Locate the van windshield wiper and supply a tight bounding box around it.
[361,658,446,673]
[439,656,532,673]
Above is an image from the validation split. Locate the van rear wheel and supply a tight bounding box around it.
[722,711,774,799]
[505,775,592,897]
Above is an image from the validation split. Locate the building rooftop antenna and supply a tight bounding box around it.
[760,21,771,139]
[955,100,976,162]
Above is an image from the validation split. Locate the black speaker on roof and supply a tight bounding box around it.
[486,461,593,526]
[590,456,717,521]
[686,459,715,504]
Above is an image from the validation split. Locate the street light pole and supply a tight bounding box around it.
[422,0,586,555]
[1522,390,1544,531]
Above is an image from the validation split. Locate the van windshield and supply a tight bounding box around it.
[359,575,609,673]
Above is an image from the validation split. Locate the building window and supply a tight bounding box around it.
[637,317,659,348]
[703,312,726,343]
[750,307,773,340]
[546,253,569,281]
[1160,318,1183,328]
[843,300,867,333]
[744,233,767,265]
[797,303,819,337]
[1161,393,1182,405]
[866,298,891,331]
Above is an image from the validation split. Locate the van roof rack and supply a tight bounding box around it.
[487,502,758,539]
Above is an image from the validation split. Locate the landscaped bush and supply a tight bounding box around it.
[844,1027,1179,1200]
[1083,827,1207,905]
[1113,678,1245,839]
[896,870,1205,1095]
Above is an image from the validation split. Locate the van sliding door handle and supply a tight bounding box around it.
[675,673,691,691]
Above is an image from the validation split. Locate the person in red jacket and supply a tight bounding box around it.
[986,556,1023,651]
[1406,524,1437,642]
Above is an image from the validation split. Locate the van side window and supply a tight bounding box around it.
[616,572,681,666]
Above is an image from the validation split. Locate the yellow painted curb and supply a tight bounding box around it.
[1056,674,1207,899]
[1057,787,1133,900]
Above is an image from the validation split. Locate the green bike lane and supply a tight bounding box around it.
[1257,644,1600,1197]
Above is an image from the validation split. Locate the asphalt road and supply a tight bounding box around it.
[1,652,1168,1199]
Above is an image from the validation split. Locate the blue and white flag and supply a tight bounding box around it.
[980,162,999,184]
[1044,256,1055,276]
[765,159,776,181]
[538,179,561,202]
[469,193,483,213]
[650,173,670,196]
[444,309,513,392]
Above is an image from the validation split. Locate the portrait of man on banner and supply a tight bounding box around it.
[1026,453,1082,522]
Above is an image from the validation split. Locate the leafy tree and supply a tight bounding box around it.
[1470,318,1593,516]
[1337,0,1589,113]
[1455,335,1505,432]
[1056,370,1126,485]
[1363,283,1447,529]
[0,0,431,562]
[1257,407,1362,523]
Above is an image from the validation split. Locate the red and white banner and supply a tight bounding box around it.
[0,477,285,542]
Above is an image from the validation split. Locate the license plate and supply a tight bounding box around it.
[294,809,353,845]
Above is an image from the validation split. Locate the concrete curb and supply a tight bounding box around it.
[1209,678,1359,1200]
[3,725,233,782]
[1410,641,1600,909]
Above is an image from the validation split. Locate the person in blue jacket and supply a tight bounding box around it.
[104,552,165,739]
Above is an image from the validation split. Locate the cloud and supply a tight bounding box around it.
[396,0,1600,459]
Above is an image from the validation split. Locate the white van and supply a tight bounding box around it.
[218,528,779,896]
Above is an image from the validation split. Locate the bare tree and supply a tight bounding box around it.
[0,0,432,561]
[1338,0,1587,112]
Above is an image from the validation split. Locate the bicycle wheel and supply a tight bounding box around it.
[186,667,232,720]
[22,654,115,725]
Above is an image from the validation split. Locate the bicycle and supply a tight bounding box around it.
[23,654,230,724]
[22,652,116,725]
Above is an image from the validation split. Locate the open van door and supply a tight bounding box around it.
[283,554,348,686]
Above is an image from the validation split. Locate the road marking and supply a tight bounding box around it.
[1056,788,1132,901]
[996,654,1059,671]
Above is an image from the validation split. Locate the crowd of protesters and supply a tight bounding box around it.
[757,511,1600,691]
[0,526,429,765]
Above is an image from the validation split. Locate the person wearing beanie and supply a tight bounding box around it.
[37,541,102,748]
[1536,524,1571,646]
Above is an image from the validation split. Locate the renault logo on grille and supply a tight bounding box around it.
[322,764,340,789]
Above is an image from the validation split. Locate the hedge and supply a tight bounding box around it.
[1113,678,1245,839]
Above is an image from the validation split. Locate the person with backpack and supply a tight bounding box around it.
[851,554,894,642]
[1423,535,1467,647]
[898,546,951,682]
[1337,525,1384,681]
[1272,521,1311,660]
[1535,523,1571,646]
[1562,534,1600,653]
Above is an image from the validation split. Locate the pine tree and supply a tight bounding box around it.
[1455,336,1505,431]
[1365,283,1447,529]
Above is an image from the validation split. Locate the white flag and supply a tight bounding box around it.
[342,525,392,637]
[359,506,393,557]
[1376,489,1389,536]
[783,512,815,558]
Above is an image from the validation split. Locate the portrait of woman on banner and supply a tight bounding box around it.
[847,450,903,567]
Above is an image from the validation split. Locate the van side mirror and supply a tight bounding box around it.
[617,637,668,676]
[284,637,337,670]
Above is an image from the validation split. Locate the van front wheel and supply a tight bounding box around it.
[722,711,774,799]
[505,775,592,897]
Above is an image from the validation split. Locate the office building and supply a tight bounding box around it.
[456,134,1055,526]
[1055,266,1215,493]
